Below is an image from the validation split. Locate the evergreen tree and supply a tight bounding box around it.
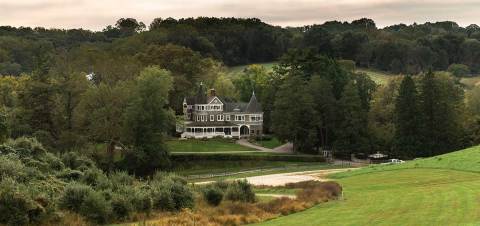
[334,81,370,158]
[272,72,316,153]
[308,75,337,150]
[419,70,465,156]
[393,76,422,158]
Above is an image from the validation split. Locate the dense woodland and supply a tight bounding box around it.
[0,17,479,158]
[1,16,480,225]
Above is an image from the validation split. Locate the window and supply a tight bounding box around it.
[200,115,207,121]
[225,115,230,121]
[196,115,200,121]
[210,115,215,121]
[217,115,224,121]
[235,115,245,121]
[250,115,262,121]
[201,106,205,111]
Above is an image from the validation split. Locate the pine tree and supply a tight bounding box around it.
[393,75,422,158]
[334,81,370,158]
[419,70,465,156]
[308,75,337,150]
[272,73,316,153]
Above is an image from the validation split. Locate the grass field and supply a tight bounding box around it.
[356,68,400,85]
[254,145,480,226]
[227,62,277,78]
[256,137,283,149]
[167,138,256,153]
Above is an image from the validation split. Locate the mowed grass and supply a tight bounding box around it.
[356,68,400,85]
[167,138,256,153]
[256,137,283,149]
[227,62,277,78]
[254,145,480,226]
[255,168,480,226]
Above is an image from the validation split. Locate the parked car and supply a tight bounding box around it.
[383,159,405,164]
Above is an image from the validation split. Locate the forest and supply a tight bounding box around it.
[1,16,480,225]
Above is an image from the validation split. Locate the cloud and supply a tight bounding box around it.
[0,0,478,30]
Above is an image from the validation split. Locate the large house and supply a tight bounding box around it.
[181,84,263,139]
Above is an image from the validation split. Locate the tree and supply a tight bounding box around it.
[308,75,337,150]
[115,18,146,36]
[334,81,370,158]
[122,66,174,174]
[272,73,316,153]
[447,64,470,77]
[369,77,401,153]
[392,76,422,158]
[419,71,465,156]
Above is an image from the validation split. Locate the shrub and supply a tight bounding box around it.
[0,155,26,181]
[110,193,133,220]
[79,191,111,224]
[57,169,84,181]
[225,180,256,203]
[109,171,134,189]
[202,186,224,206]
[0,178,46,226]
[61,152,95,170]
[150,175,194,211]
[59,183,94,212]
[132,189,153,214]
[80,168,107,187]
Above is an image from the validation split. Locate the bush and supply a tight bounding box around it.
[225,180,256,203]
[0,155,26,181]
[132,189,153,214]
[79,191,111,224]
[80,168,107,187]
[57,169,84,181]
[6,137,47,158]
[150,175,194,211]
[111,193,133,220]
[59,183,94,212]
[0,178,46,226]
[202,186,224,206]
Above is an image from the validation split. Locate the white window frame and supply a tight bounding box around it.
[210,115,215,121]
[225,115,230,121]
[196,115,200,121]
[217,114,224,121]
[235,115,245,121]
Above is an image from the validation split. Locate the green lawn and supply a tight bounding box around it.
[167,138,256,153]
[254,145,480,226]
[356,68,400,85]
[256,137,283,149]
[227,62,277,78]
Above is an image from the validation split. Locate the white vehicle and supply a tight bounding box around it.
[383,159,405,164]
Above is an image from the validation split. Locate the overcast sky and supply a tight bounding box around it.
[1,0,479,30]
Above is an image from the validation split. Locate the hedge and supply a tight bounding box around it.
[170,153,325,162]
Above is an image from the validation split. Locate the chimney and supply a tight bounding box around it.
[209,88,216,97]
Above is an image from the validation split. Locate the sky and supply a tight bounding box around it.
[0,0,479,30]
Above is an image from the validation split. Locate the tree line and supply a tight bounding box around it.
[0,17,479,161]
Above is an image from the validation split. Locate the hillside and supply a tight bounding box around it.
[254,145,480,226]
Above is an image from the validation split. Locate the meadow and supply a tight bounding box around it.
[254,145,480,226]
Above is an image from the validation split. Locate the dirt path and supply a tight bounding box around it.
[256,194,296,199]
[236,139,293,153]
[195,168,358,186]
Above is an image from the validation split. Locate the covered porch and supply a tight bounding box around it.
[181,121,242,139]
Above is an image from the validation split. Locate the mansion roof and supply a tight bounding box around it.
[185,84,262,113]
